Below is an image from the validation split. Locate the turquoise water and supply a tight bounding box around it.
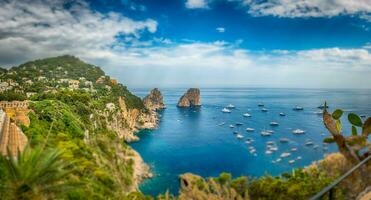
[131,88,371,196]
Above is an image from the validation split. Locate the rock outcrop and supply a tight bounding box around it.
[143,88,166,111]
[177,88,201,107]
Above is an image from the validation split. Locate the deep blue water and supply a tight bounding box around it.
[130,88,371,196]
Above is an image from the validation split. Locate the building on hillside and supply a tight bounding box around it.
[0,101,30,127]
[110,79,118,85]
[96,76,106,84]
[0,82,11,92]
[68,80,80,90]
[0,109,28,157]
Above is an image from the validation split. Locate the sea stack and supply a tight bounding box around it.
[177,88,201,107]
[143,88,166,111]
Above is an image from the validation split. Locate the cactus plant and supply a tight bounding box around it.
[322,102,371,164]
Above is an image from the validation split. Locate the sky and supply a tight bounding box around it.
[0,0,370,88]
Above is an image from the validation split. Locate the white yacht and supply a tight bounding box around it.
[276,158,282,162]
[226,104,235,109]
[291,147,298,152]
[270,121,279,126]
[236,134,244,139]
[280,152,291,158]
[261,131,272,136]
[305,141,314,146]
[289,160,295,164]
[293,106,304,111]
[261,108,268,112]
[245,128,255,132]
[218,122,225,126]
[296,156,302,160]
[229,124,235,128]
[243,113,251,117]
[222,108,231,113]
[279,112,286,116]
[292,129,305,134]
[265,150,273,154]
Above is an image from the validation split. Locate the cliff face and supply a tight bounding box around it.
[177,88,201,107]
[143,88,166,111]
[105,97,158,142]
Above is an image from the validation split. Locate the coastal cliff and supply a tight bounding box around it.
[143,88,166,111]
[177,88,201,107]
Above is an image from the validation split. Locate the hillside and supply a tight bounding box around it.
[0,56,157,199]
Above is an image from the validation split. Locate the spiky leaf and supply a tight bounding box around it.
[332,109,343,120]
[362,117,371,136]
[351,126,357,136]
[323,137,335,143]
[348,113,362,127]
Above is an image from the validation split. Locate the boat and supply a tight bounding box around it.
[267,130,274,133]
[245,140,252,144]
[266,141,275,145]
[296,156,302,160]
[291,148,298,152]
[305,141,314,146]
[261,108,268,112]
[245,128,255,132]
[317,104,329,109]
[235,122,243,126]
[279,112,286,116]
[289,160,295,164]
[293,106,304,111]
[276,158,282,162]
[243,113,251,117]
[222,108,231,113]
[218,122,225,126]
[233,131,239,134]
[265,150,273,154]
[270,121,279,126]
[360,115,366,118]
[258,103,264,107]
[229,125,235,128]
[279,138,290,143]
[226,104,235,109]
[261,131,272,136]
[292,129,305,134]
[313,145,319,149]
[269,147,278,151]
[280,152,291,158]
[236,134,244,139]
[248,146,255,150]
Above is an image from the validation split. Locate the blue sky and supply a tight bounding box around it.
[0,0,370,88]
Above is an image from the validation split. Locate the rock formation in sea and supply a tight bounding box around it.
[143,88,166,111]
[177,88,201,107]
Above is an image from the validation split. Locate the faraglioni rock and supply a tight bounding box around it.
[143,88,166,111]
[177,88,201,107]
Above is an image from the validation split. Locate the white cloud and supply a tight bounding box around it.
[216,27,225,33]
[185,0,208,9]
[0,0,157,64]
[241,0,371,19]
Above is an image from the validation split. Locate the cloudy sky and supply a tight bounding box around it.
[0,0,370,88]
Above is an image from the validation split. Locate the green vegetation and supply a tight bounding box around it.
[0,90,27,101]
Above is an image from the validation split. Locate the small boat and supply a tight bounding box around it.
[266,141,275,145]
[313,145,319,149]
[270,122,279,126]
[271,160,276,164]
[280,152,291,158]
[267,130,275,133]
[293,106,304,111]
[245,140,252,144]
[360,115,366,118]
[292,129,305,134]
[269,147,278,151]
[243,113,251,117]
[226,104,235,109]
[276,158,282,162]
[296,156,302,160]
[265,150,273,154]
[317,104,329,109]
[258,103,264,107]
[245,128,255,132]
[236,134,244,139]
[289,160,295,164]
[279,112,286,116]
[235,122,243,126]
[229,125,235,128]
[218,122,225,126]
[261,131,272,136]
[222,108,231,113]
[249,149,256,154]
[261,108,268,112]
[279,138,290,143]
[305,141,314,146]
[291,148,298,152]
[233,131,239,134]
[248,146,255,150]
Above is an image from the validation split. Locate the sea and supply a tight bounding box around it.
[130,88,371,196]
